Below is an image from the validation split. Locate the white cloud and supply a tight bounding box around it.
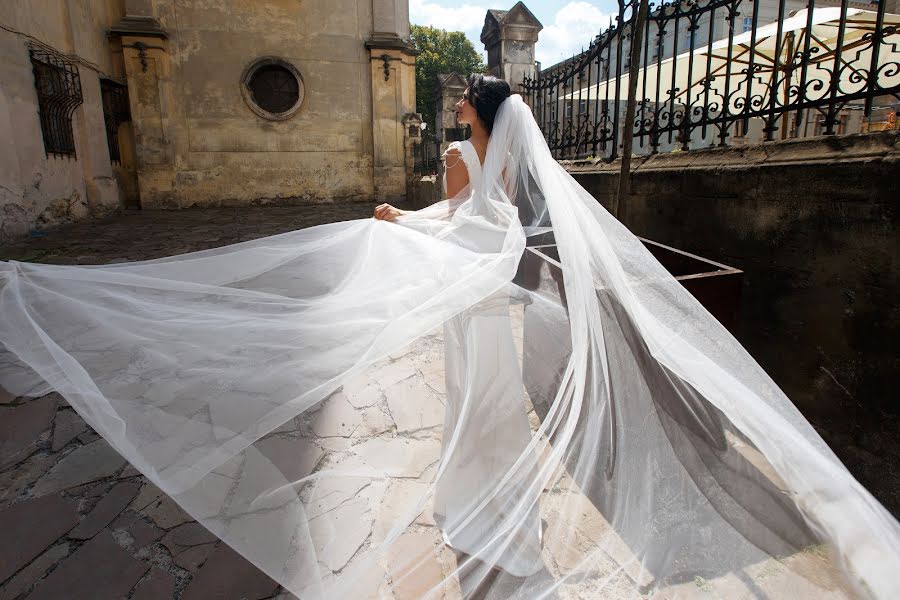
[409,0,614,71]
[409,0,490,59]
[537,2,615,67]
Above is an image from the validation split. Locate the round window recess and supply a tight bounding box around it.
[241,57,304,120]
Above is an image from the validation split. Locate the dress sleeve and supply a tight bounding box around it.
[441,141,468,198]
[441,141,464,170]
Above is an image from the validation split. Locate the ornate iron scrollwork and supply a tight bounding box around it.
[28,44,84,159]
[523,0,900,161]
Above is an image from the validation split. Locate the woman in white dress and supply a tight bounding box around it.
[379,76,543,578]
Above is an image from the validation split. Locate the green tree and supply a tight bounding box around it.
[410,24,485,134]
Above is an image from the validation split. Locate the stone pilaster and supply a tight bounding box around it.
[108,8,175,209]
[365,28,418,202]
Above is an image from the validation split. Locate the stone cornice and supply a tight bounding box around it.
[365,33,420,56]
[108,16,168,39]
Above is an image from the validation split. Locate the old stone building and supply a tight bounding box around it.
[0,0,418,242]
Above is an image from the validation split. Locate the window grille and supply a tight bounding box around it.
[100,79,131,164]
[29,44,83,158]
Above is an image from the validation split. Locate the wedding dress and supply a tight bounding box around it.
[1,95,899,599]
[432,141,543,578]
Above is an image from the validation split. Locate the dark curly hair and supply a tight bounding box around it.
[466,74,511,134]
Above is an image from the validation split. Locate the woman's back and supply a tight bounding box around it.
[443,139,484,197]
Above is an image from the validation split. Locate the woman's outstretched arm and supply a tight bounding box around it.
[374,145,471,221]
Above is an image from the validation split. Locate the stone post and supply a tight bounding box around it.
[481,2,543,93]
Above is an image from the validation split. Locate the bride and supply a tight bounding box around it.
[1,74,898,599]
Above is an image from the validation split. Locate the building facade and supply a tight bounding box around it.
[0,0,418,242]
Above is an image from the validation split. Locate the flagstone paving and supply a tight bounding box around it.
[0,204,857,599]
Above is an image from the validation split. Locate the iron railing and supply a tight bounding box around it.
[522,0,900,161]
[413,132,441,176]
[29,44,84,159]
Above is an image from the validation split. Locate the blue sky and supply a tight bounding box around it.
[410,0,620,68]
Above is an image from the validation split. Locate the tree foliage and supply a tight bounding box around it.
[410,24,485,133]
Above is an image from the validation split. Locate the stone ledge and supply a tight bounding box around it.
[565,131,900,174]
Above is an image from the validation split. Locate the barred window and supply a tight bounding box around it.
[29,44,83,158]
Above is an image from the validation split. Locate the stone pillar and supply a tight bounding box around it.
[435,73,467,153]
[108,6,174,208]
[366,0,418,203]
[481,2,543,93]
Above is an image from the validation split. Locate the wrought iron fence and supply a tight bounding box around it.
[29,44,84,158]
[413,132,441,176]
[522,0,900,162]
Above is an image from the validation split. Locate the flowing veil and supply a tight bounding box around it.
[1,94,898,599]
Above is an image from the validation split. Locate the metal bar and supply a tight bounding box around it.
[719,0,739,146]
[826,0,851,134]
[794,0,817,140]
[604,39,612,158]
[763,0,788,140]
[682,8,699,150]
[668,6,681,146]
[702,4,717,141]
[863,0,888,117]
[639,8,651,149]
[781,31,795,139]
[652,18,664,153]
[585,48,593,156]
[742,0,761,138]
[612,5,625,162]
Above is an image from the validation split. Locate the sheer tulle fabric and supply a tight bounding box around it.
[1,95,898,599]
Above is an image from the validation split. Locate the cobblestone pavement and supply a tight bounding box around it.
[0,204,390,600]
[0,202,397,265]
[0,205,853,600]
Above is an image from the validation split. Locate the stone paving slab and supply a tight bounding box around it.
[0,204,858,600]
[0,204,390,600]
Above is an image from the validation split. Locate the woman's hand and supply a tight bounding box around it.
[374,204,406,221]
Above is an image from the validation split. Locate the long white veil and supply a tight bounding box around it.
[1,94,898,599]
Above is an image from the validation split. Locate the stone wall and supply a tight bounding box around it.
[568,131,900,512]
[0,1,130,242]
[120,0,417,209]
[0,0,418,241]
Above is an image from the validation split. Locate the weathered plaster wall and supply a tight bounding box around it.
[0,1,128,242]
[124,0,416,208]
[568,131,900,513]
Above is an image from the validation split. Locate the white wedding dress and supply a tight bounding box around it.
[1,96,899,599]
[433,140,543,578]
